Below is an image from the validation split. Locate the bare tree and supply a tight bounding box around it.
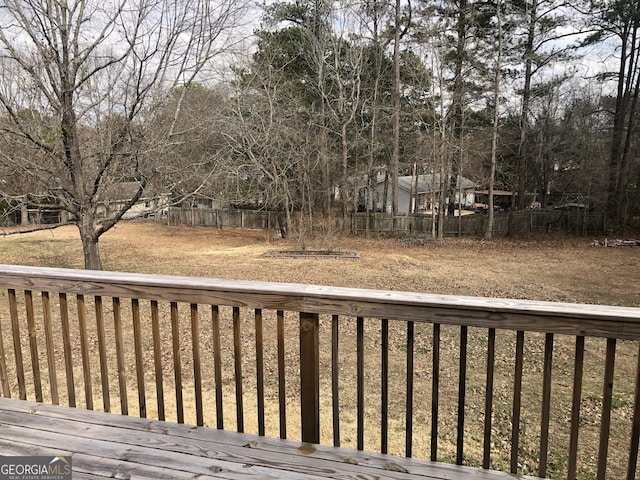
[584,0,640,232]
[484,0,503,240]
[0,0,249,269]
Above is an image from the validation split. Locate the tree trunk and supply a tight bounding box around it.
[341,120,349,226]
[437,163,446,240]
[516,0,536,211]
[79,221,102,270]
[391,0,401,215]
[447,0,467,216]
[607,22,636,232]
[366,1,383,237]
[20,198,29,226]
[485,0,503,240]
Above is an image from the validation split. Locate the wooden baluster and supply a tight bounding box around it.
[407,320,415,458]
[539,332,554,478]
[77,294,93,410]
[300,312,319,444]
[132,299,146,418]
[568,335,585,480]
[8,289,25,400]
[170,301,183,423]
[94,296,110,412]
[597,338,616,480]
[457,325,468,465]
[255,308,265,436]
[212,305,223,429]
[113,297,128,415]
[510,330,525,474]
[381,318,389,454]
[42,292,60,405]
[0,308,9,398]
[25,290,42,402]
[59,293,75,407]
[151,300,164,421]
[191,303,203,426]
[357,316,365,451]
[233,306,244,433]
[626,342,640,480]
[277,310,287,439]
[483,328,496,469]
[331,314,340,447]
[431,323,440,462]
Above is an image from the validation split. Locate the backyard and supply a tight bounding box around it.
[1,222,638,307]
[0,222,639,479]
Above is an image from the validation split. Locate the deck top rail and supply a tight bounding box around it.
[0,264,639,479]
[0,264,637,338]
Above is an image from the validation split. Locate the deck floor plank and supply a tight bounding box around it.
[0,440,223,480]
[0,398,532,480]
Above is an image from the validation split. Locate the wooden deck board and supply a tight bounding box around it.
[0,398,533,480]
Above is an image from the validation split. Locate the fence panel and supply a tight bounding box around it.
[164,207,605,237]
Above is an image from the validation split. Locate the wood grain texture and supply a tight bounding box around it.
[24,290,42,402]
[8,289,25,400]
[41,292,58,405]
[255,308,265,437]
[59,293,75,407]
[212,304,224,430]
[0,304,10,397]
[112,297,127,415]
[170,301,183,423]
[191,303,203,426]
[94,296,109,412]
[0,398,536,480]
[381,318,388,454]
[150,300,165,421]
[0,264,638,339]
[299,312,320,444]
[133,298,146,418]
[77,294,93,410]
[2,264,640,479]
[233,306,244,433]
[483,328,495,470]
[538,332,554,478]
[277,310,287,440]
[568,336,585,480]
[628,343,640,480]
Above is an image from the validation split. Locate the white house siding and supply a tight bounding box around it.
[369,174,477,213]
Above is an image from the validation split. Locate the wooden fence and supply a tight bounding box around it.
[165,207,278,230]
[0,265,639,478]
[351,210,606,237]
[165,207,605,237]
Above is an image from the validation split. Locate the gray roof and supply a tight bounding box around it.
[377,174,477,193]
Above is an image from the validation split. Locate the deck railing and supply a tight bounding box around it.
[0,264,639,479]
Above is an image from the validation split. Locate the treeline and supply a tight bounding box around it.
[0,0,637,268]
[165,0,639,236]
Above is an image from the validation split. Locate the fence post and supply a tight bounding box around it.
[300,312,320,443]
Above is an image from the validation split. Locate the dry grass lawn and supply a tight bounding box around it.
[0,221,639,480]
[1,222,638,307]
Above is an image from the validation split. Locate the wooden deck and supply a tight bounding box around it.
[0,398,530,480]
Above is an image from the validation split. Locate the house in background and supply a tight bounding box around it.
[358,174,478,214]
[2,183,169,226]
[473,189,515,212]
[97,182,171,220]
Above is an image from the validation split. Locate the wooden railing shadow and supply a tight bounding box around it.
[0,264,639,479]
